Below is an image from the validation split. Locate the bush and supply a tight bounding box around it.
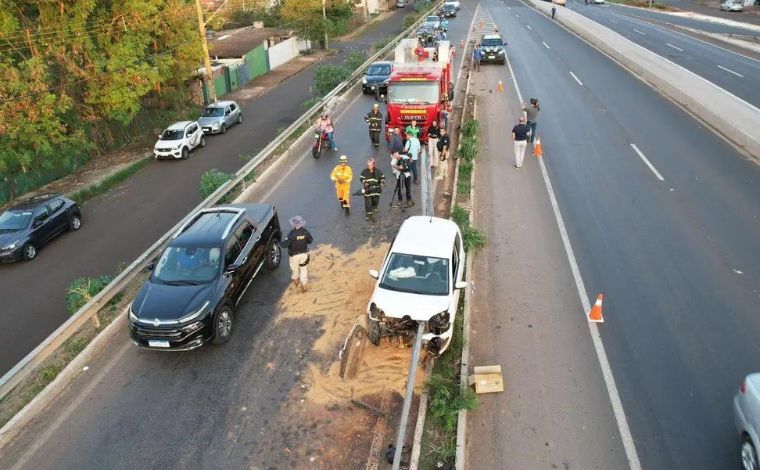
[403,14,420,29]
[314,64,350,96]
[200,169,234,200]
[461,119,480,138]
[457,136,478,162]
[415,0,433,13]
[427,364,477,433]
[66,275,114,314]
[373,35,394,52]
[343,49,369,74]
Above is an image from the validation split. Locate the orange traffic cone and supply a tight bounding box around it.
[533,138,543,158]
[588,294,604,323]
[496,80,504,92]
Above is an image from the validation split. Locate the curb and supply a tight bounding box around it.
[0,312,125,452]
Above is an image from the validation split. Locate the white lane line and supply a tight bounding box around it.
[633,28,646,35]
[630,143,665,181]
[515,14,520,18]
[569,71,584,86]
[610,18,618,23]
[542,41,550,49]
[527,24,533,30]
[718,65,744,78]
[507,5,511,9]
[505,52,643,470]
[666,43,683,52]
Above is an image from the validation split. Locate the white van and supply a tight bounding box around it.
[720,0,744,11]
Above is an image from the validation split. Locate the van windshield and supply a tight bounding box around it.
[380,253,449,296]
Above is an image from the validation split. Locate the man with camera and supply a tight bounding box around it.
[391,151,414,208]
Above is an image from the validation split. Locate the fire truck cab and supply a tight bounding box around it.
[385,38,453,142]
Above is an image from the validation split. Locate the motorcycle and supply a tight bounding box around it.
[312,129,329,159]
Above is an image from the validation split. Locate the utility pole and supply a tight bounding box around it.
[195,0,217,103]
[322,0,329,50]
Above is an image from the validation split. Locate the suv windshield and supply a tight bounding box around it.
[481,37,503,47]
[160,129,184,140]
[0,210,32,231]
[367,64,391,75]
[388,82,439,104]
[380,253,449,296]
[202,107,224,117]
[426,16,439,22]
[152,246,222,285]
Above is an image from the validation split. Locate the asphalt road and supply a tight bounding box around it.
[602,2,760,34]
[0,6,419,376]
[562,0,760,108]
[490,0,760,467]
[0,6,475,469]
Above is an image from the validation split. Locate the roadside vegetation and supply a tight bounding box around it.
[606,0,672,9]
[69,157,152,204]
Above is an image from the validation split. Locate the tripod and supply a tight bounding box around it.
[389,172,411,213]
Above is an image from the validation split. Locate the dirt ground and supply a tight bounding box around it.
[255,242,424,469]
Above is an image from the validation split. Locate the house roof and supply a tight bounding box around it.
[208,26,291,59]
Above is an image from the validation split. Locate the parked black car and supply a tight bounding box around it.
[128,204,281,350]
[0,193,82,262]
[362,61,393,95]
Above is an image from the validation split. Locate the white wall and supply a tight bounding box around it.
[268,37,298,70]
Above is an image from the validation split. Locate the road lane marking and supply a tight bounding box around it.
[515,14,520,17]
[527,24,533,30]
[718,65,744,78]
[666,43,683,52]
[633,28,646,35]
[569,71,583,86]
[630,144,665,181]
[505,52,642,470]
[610,18,618,23]
[542,41,550,49]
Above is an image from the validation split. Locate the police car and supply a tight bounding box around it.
[480,33,507,65]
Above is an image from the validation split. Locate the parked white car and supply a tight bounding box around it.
[366,216,466,355]
[735,373,760,470]
[153,121,205,160]
[721,0,744,11]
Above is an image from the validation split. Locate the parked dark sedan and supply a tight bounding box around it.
[441,4,457,17]
[362,61,393,95]
[128,204,281,350]
[0,193,82,262]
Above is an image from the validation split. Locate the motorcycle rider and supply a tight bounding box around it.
[365,103,383,149]
[360,158,385,222]
[330,155,353,216]
[316,112,337,151]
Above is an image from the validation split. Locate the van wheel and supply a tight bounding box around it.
[69,214,82,231]
[23,243,37,261]
[266,235,281,270]
[367,319,381,346]
[212,306,234,345]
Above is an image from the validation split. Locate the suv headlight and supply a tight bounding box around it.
[362,78,367,84]
[129,305,138,323]
[2,240,19,251]
[178,301,210,324]
[429,311,450,332]
[181,321,204,333]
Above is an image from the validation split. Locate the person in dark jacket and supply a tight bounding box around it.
[365,103,383,149]
[359,159,386,222]
[280,215,313,292]
[389,127,404,156]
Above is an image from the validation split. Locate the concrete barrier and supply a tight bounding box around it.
[527,0,760,160]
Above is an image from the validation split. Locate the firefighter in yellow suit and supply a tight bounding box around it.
[330,155,353,216]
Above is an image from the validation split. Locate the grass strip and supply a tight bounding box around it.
[69,156,152,204]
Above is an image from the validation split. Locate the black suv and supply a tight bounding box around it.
[128,204,281,350]
[480,33,507,65]
[0,193,82,262]
[441,4,457,17]
[362,61,393,95]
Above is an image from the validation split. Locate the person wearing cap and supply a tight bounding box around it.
[316,112,337,151]
[360,158,385,222]
[330,155,354,216]
[365,104,383,150]
[512,116,530,168]
[280,216,313,293]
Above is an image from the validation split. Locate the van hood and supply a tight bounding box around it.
[370,287,450,321]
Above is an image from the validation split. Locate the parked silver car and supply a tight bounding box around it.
[735,373,760,470]
[198,100,243,135]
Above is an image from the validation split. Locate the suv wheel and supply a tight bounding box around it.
[742,436,759,470]
[200,136,206,148]
[220,123,227,134]
[181,147,189,159]
[22,243,37,261]
[212,306,234,345]
[70,214,82,231]
[265,235,281,270]
[367,319,381,346]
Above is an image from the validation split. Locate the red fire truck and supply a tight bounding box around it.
[385,38,453,142]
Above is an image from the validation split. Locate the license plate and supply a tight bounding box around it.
[370,86,376,90]
[488,55,495,58]
[148,340,170,348]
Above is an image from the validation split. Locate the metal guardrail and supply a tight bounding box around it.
[0,1,442,403]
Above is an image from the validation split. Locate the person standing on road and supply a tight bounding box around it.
[389,126,404,156]
[472,44,482,71]
[405,120,421,140]
[435,127,451,181]
[317,112,337,151]
[427,120,441,172]
[330,155,353,216]
[552,6,557,18]
[360,158,385,222]
[512,116,530,168]
[365,103,383,149]
[280,216,313,293]
[391,152,414,207]
[522,98,540,143]
[404,134,421,184]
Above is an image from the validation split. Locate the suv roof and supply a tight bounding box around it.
[172,207,245,246]
[166,121,194,130]
[391,216,459,259]
[481,34,503,40]
[8,193,63,211]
